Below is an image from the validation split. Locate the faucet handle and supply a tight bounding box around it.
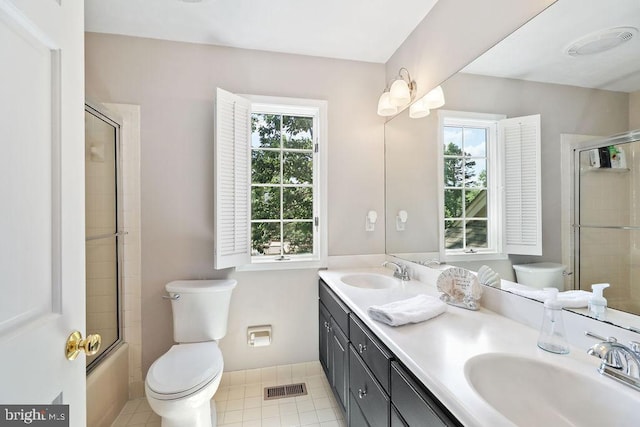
[585,331,617,343]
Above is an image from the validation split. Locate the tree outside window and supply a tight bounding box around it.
[251,113,315,258]
[443,125,488,251]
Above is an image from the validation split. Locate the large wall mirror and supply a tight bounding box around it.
[385,0,640,328]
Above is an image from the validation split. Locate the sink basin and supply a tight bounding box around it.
[465,353,638,426]
[340,273,397,289]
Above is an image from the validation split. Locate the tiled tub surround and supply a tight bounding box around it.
[319,267,640,426]
[112,362,345,427]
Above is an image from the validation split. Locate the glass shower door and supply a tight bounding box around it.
[575,134,640,316]
[84,104,122,371]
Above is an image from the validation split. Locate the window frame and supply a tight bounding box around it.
[437,110,507,262]
[237,95,328,271]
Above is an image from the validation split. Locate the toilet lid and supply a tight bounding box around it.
[146,342,223,398]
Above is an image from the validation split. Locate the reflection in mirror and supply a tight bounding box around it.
[575,132,640,316]
[384,0,640,328]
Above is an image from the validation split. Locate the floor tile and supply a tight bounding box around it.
[112,361,344,427]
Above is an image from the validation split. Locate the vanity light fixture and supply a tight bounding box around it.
[377,90,398,116]
[409,98,430,119]
[377,67,416,116]
[409,85,445,119]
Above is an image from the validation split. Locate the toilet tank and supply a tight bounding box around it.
[165,279,237,343]
[512,262,566,291]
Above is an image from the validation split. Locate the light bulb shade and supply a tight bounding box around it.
[389,79,411,106]
[377,92,398,116]
[409,98,430,119]
[424,86,445,109]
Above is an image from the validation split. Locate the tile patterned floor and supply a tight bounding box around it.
[111,361,346,427]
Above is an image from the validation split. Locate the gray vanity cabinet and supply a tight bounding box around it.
[391,362,461,427]
[319,280,350,416]
[318,279,461,427]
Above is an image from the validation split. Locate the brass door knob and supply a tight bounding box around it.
[65,330,102,361]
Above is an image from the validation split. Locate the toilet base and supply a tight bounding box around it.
[147,374,221,427]
[158,399,216,427]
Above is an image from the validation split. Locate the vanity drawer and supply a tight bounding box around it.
[349,314,392,394]
[349,345,390,427]
[319,280,350,334]
[349,391,371,427]
[391,362,461,427]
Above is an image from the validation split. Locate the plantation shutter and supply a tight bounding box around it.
[499,114,542,255]
[214,88,251,269]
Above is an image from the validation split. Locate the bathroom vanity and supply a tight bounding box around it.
[319,278,459,426]
[318,267,640,427]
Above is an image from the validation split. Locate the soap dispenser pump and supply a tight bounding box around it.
[537,288,570,354]
[588,283,610,320]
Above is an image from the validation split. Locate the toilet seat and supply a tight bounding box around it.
[146,341,223,401]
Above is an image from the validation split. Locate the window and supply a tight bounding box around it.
[214,89,327,270]
[438,111,541,260]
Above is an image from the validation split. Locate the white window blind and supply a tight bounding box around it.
[500,114,541,255]
[214,88,251,269]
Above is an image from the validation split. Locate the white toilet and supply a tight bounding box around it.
[513,262,566,291]
[145,279,237,427]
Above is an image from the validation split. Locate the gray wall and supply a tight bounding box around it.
[84,0,557,375]
[85,33,386,373]
[385,72,629,265]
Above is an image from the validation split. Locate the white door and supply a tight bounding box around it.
[0,0,86,425]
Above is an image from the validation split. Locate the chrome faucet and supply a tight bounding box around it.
[586,332,640,391]
[382,261,410,281]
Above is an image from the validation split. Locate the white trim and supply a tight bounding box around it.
[560,133,598,289]
[500,114,542,255]
[214,88,252,269]
[244,95,328,270]
[437,110,506,262]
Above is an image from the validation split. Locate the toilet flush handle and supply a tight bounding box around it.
[162,293,180,301]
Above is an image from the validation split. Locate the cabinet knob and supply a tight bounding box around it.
[358,343,367,353]
[324,321,330,330]
[358,387,367,399]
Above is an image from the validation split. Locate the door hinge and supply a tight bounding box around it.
[314,142,319,153]
[314,217,319,228]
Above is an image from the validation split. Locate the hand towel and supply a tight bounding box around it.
[506,288,592,308]
[367,294,447,326]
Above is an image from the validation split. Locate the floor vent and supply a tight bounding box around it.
[264,383,307,400]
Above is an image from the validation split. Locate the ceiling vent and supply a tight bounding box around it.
[566,27,638,56]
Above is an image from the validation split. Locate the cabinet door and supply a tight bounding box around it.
[331,317,349,413]
[319,302,330,376]
[391,362,460,427]
[349,345,390,427]
[350,390,371,427]
[391,405,408,427]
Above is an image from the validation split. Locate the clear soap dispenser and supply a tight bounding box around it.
[537,288,570,354]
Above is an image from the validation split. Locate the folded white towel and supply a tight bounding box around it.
[506,288,592,308]
[367,294,447,327]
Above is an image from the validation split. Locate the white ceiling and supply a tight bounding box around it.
[84,0,439,63]
[462,0,640,93]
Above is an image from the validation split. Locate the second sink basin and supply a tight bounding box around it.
[340,273,397,290]
[465,353,638,426]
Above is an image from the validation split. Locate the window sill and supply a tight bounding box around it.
[235,258,326,272]
[443,252,509,263]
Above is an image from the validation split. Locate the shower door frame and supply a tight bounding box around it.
[572,129,640,298]
[85,102,124,373]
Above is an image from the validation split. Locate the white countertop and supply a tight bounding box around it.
[318,267,640,427]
